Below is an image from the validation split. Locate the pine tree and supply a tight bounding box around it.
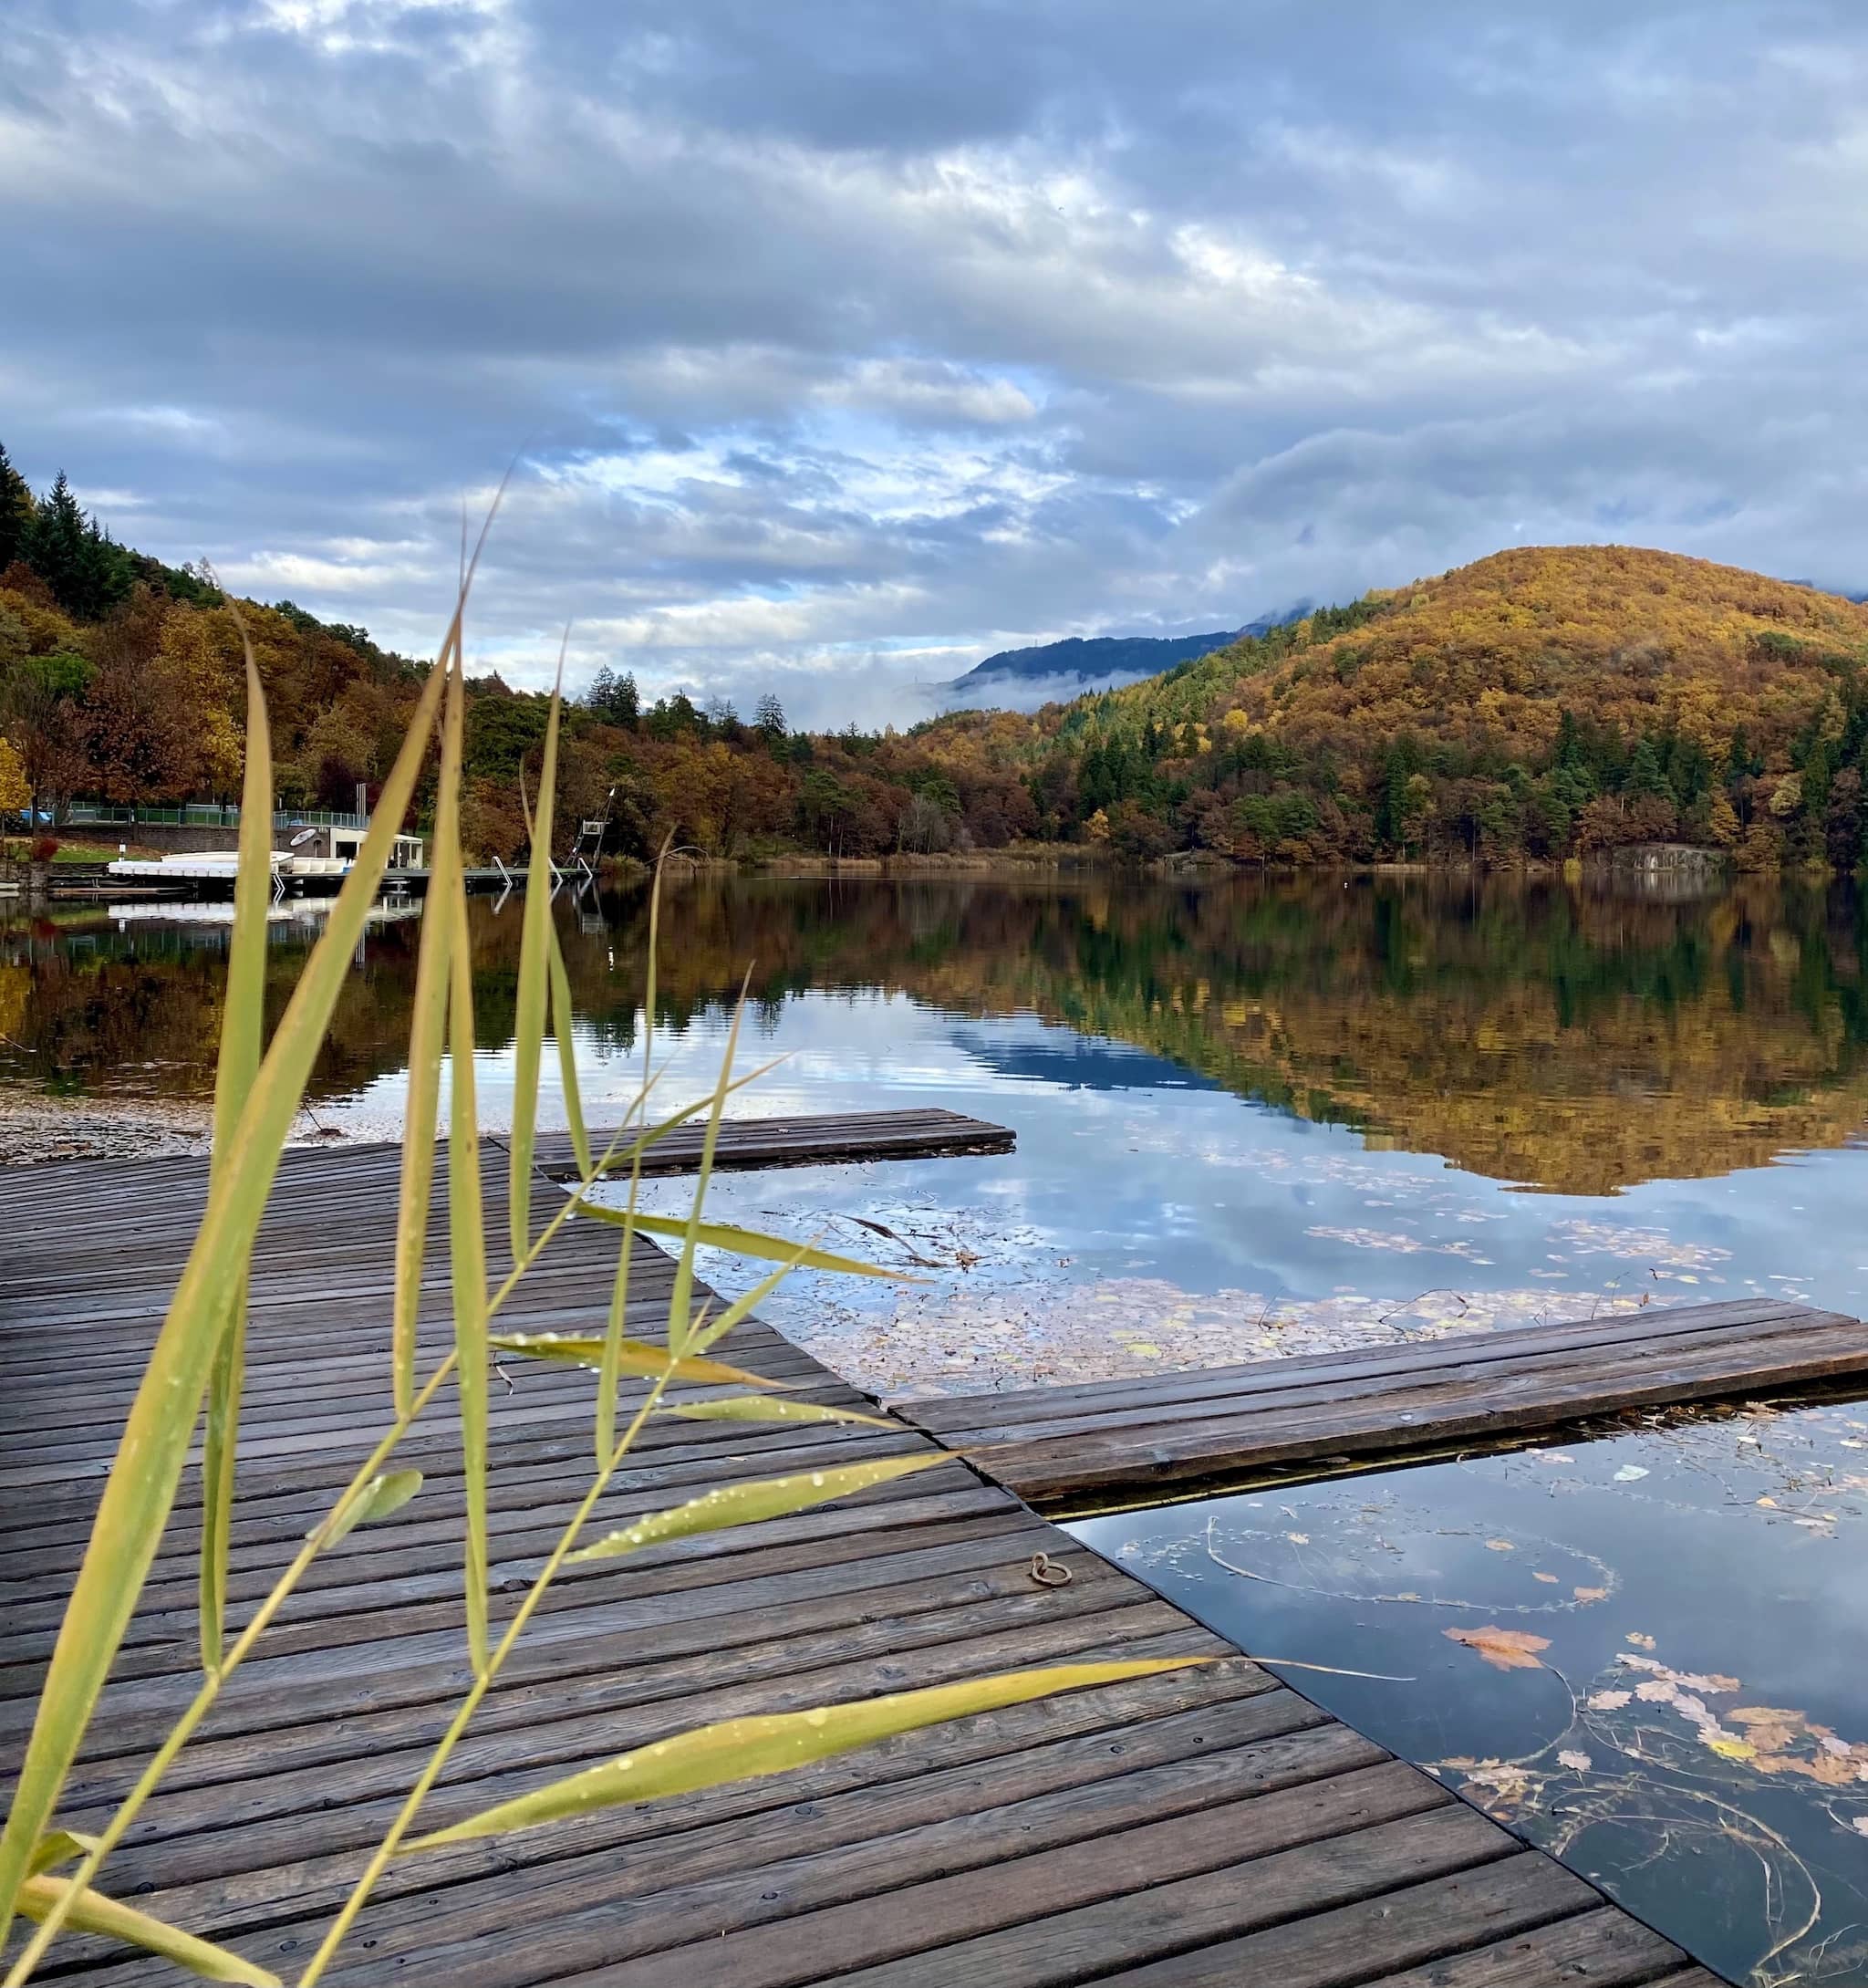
[20,472,129,619]
[0,441,33,574]
[23,472,88,615]
[754,692,785,739]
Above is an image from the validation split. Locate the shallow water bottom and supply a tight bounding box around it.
[1068,1398,1868,1986]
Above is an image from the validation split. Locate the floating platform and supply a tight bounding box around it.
[900,1297,1868,1510]
[527,1107,1017,1180]
[0,1128,1718,1987]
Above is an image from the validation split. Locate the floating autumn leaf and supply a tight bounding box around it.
[1532,1571,1558,1584]
[1484,1538,1515,1553]
[1588,1689,1632,1711]
[1557,1748,1592,1772]
[1625,1631,1657,1650]
[1443,1625,1551,1672]
[1573,1586,1608,1602]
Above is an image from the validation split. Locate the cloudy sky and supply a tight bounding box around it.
[5,1,1868,724]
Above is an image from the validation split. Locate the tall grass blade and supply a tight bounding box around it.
[390,673,459,1418]
[403,1659,1210,1848]
[16,1878,280,1987]
[0,593,454,1941]
[546,921,591,1184]
[599,855,663,1451]
[488,1333,773,1386]
[665,986,747,1358]
[441,662,491,1676]
[578,1207,898,1279]
[568,1453,943,1563]
[198,622,272,1672]
[507,659,565,1261]
[661,1396,898,1429]
[320,1470,423,1548]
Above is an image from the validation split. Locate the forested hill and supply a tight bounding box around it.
[5,448,1866,871]
[926,544,1868,867]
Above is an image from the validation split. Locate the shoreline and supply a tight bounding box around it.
[0,1088,371,1168]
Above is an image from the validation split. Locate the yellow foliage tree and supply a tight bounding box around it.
[0,733,27,818]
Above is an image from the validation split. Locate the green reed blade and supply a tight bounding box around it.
[507,661,564,1263]
[659,1395,898,1430]
[0,607,451,1944]
[199,619,272,1672]
[402,1660,1211,1849]
[442,667,491,1677]
[320,1471,423,1549]
[16,1876,280,1986]
[488,1333,776,1387]
[598,852,663,1455]
[566,1452,943,1563]
[664,985,747,1358]
[546,920,591,1184]
[577,1206,902,1280]
[391,647,461,1419]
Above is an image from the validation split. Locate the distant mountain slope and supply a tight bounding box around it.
[922,545,1868,866]
[943,604,1310,710]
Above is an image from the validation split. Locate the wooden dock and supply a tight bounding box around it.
[528,1107,1016,1180]
[0,1130,1718,1986]
[900,1297,1868,1509]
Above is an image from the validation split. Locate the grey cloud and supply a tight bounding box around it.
[5,0,1867,713]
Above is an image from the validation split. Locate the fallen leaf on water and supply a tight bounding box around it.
[1125,1342,1162,1358]
[1484,1538,1515,1553]
[1557,1748,1593,1771]
[1533,1572,1559,1584]
[1707,1735,1758,1761]
[1625,1631,1657,1650]
[1852,1817,1868,1837]
[1574,1586,1608,1602]
[1613,1464,1649,1483]
[1285,1532,1310,1546]
[1444,1626,1551,1672]
[1589,1690,1633,1711]
[1732,1707,1804,1725]
[1756,1496,1779,1508]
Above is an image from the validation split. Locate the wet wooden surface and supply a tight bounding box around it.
[901,1297,1868,1509]
[0,1140,1714,1985]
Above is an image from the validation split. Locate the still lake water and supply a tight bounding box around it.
[5,870,1867,1393]
[9,869,1868,1974]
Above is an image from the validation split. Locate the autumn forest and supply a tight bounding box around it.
[5,446,1867,871]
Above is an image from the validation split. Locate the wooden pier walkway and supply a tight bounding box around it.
[900,1296,1868,1509]
[1,1129,1718,1987]
[529,1106,1016,1180]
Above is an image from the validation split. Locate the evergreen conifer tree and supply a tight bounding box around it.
[0,442,34,574]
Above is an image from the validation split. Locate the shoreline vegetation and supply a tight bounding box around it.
[5,452,1868,879]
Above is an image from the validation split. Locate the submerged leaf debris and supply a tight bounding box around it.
[1073,1398,1868,1987]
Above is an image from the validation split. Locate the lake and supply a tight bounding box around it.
[5,869,1867,1396]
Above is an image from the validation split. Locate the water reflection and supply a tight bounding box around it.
[8,874,1868,1378]
[1069,1399,1868,1985]
[8,872,1868,1192]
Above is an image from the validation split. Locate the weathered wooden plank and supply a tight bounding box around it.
[906,1297,1812,1435]
[904,1303,1868,1504]
[1352,1904,1692,1987]
[529,1106,1014,1178]
[576,1799,1506,1988]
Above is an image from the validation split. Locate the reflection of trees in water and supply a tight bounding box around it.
[592,871,1868,1192]
[10,872,1868,1191]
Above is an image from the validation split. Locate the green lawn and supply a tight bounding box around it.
[3,838,165,864]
